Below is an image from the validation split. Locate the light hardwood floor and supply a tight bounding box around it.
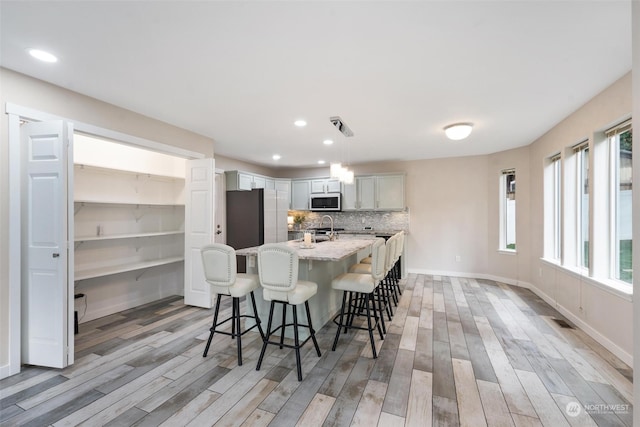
[0,275,633,426]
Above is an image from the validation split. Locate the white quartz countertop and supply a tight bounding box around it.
[235,239,375,262]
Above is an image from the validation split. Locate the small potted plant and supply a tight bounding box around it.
[293,213,306,230]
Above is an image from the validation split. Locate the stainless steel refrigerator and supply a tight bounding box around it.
[226,188,288,272]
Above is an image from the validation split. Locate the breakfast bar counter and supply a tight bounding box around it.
[236,239,376,338]
[235,238,375,261]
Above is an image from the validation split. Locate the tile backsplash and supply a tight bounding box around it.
[288,210,409,232]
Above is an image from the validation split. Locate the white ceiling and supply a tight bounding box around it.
[0,1,632,169]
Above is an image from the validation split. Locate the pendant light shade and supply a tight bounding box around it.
[444,123,473,140]
[342,169,354,185]
[330,163,343,178]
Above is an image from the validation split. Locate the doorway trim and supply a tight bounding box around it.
[4,102,205,378]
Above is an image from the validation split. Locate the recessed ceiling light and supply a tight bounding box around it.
[318,160,326,165]
[27,48,58,63]
[272,154,281,160]
[294,120,307,127]
[444,122,473,140]
[323,139,334,145]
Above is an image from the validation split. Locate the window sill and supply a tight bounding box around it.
[498,249,517,255]
[540,258,633,302]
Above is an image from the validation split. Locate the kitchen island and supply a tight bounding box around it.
[236,238,377,339]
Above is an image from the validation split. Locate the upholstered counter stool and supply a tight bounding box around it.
[255,243,322,381]
[349,235,397,320]
[201,244,265,366]
[332,238,386,358]
[389,232,405,297]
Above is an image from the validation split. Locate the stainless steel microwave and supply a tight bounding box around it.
[310,193,341,211]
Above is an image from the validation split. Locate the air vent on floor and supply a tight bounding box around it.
[552,318,575,329]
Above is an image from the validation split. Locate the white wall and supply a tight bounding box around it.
[528,73,633,362]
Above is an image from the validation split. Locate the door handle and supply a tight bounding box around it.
[216,230,222,235]
[52,253,60,258]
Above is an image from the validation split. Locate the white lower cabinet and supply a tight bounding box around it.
[73,164,185,322]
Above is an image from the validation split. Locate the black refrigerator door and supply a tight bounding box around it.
[226,189,264,272]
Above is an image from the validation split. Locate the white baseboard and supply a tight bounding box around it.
[528,283,633,366]
[407,268,633,366]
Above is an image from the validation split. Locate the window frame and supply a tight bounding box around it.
[575,143,590,271]
[607,121,632,286]
[544,153,563,262]
[499,168,516,252]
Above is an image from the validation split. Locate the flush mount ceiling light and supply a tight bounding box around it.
[294,119,307,127]
[28,48,58,63]
[317,160,326,165]
[272,154,281,160]
[444,122,473,140]
[323,139,334,145]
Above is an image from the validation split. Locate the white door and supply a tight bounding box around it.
[214,172,226,244]
[184,158,215,308]
[22,120,74,368]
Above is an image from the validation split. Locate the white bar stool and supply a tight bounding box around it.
[331,238,387,358]
[255,243,322,381]
[201,244,265,366]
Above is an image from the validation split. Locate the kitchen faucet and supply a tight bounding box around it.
[320,215,337,241]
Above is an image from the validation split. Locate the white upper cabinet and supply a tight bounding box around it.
[275,179,292,208]
[342,180,357,210]
[291,180,311,210]
[252,175,266,189]
[376,174,405,210]
[225,171,254,191]
[342,174,405,211]
[225,170,290,194]
[310,178,341,194]
[265,178,276,190]
[358,176,377,210]
[343,176,375,211]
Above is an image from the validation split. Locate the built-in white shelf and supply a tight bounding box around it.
[74,200,184,208]
[74,256,185,282]
[75,163,185,181]
[75,230,184,242]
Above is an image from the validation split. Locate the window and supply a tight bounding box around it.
[576,144,590,269]
[543,120,632,293]
[500,169,516,251]
[608,121,632,284]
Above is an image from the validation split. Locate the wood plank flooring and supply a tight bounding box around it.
[0,275,633,426]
